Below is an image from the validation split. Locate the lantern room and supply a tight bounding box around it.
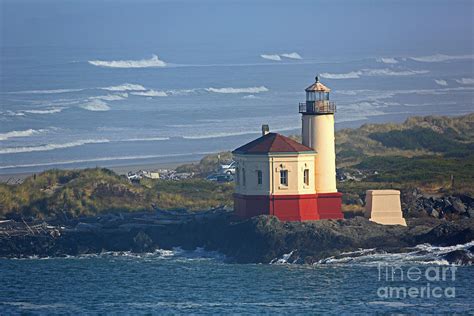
[300,76,335,114]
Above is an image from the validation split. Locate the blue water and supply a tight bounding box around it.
[0,0,473,174]
[0,248,473,314]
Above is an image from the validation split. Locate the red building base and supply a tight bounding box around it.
[234,192,343,221]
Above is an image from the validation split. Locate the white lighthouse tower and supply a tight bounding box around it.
[299,76,342,218]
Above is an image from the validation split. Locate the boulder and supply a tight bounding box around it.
[443,250,473,265]
[132,231,154,253]
[452,198,467,213]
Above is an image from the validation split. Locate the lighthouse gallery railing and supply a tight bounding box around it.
[299,101,336,114]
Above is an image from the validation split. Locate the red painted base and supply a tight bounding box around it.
[234,192,343,221]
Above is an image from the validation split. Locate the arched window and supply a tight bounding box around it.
[304,169,309,185]
[280,170,288,186]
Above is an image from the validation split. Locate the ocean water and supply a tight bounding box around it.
[0,0,473,174]
[1,246,473,314]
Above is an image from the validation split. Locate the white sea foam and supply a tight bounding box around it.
[131,90,168,97]
[321,68,428,79]
[23,107,65,114]
[206,86,269,94]
[260,54,281,61]
[320,71,361,79]
[242,94,259,99]
[281,52,302,60]
[376,57,398,64]
[0,139,110,154]
[455,78,474,85]
[363,68,429,76]
[80,100,111,111]
[101,83,146,92]
[410,53,474,62]
[317,241,474,266]
[90,93,128,101]
[434,79,448,86]
[0,151,214,169]
[0,129,47,141]
[9,88,83,94]
[88,54,167,68]
[124,137,170,142]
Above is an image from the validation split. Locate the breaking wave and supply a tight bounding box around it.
[8,88,83,94]
[205,86,269,94]
[321,68,429,79]
[88,54,167,68]
[260,54,281,61]
[90,93,128,101]
[0,151,214,169]
[101,83,146,92]
[131,90,168,97]
[455,78,474,85]
[317,241,474,266]
[281,52,302,60]
[261,52,302,61]
[376,57,398,64]
[409,53,474,62]
[0,139,111,154]
[0,129,47,141]
[22,107,65,115]
[434,79,448,86]
[80,100,111,111]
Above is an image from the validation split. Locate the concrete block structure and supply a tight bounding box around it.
[233,76,343,221]
[365,190,407,226]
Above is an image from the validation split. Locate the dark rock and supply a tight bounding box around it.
[430,208,439,218]
[451,198,466,214]
[443,250,473,265]
[132,231,154,253]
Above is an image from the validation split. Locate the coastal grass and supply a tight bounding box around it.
[1,114,472,220]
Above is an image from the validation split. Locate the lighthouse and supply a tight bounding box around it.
[299,76,342,218]
[232,75,343,221]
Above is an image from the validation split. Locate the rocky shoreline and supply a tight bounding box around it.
[1,209,473,265]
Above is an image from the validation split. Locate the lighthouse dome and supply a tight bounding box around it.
[305,76,331,92]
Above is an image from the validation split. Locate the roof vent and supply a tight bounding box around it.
[262,124,269,136]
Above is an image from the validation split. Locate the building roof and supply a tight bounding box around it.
[305,76,331,92]
[233,133,315,155]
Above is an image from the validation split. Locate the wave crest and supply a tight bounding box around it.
[260,54,281,61]
[0,129,47,141]
[101,83,146,92]
[281,52,302,60]
[410,53,474,62]
[376,57,398,64]
[0,139,110,154]
[88,54,167,68]
[321,68,429,79]
[455,78,474,85]
[434,79,448,86]
[80,100,110,111]
[206,86,269,94]
[131,90,168,97]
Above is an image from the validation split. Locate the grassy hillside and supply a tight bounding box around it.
[0,114,472,220]
[0,169,233,220]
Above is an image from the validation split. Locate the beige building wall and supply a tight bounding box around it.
[365,190,407,226]
[233,153,316,196]
[302,114,337,193]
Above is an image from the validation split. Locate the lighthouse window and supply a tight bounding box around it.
[257,170,262,185]
[280,170,288,186]
[304,169,310,186]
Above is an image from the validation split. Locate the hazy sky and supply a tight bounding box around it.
[1,0,473,59]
